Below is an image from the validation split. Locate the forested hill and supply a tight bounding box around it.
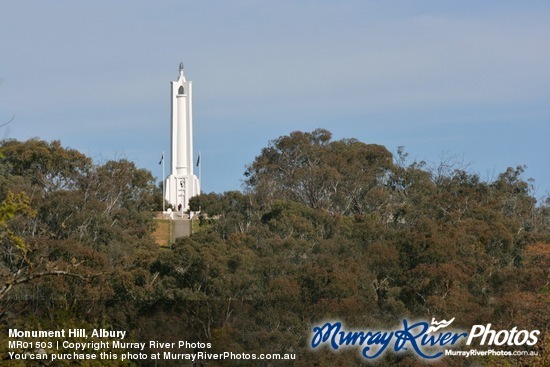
[1,130,548,366]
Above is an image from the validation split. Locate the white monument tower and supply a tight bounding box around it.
[164,62,200,211]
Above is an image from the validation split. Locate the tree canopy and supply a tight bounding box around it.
[1,133,548,366]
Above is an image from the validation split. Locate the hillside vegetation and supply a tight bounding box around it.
[1,130,548,366]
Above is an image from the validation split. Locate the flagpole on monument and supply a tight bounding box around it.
[160,151,165,213]
[197,151,201,195]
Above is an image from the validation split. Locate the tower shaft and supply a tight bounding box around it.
[165,63,200,211]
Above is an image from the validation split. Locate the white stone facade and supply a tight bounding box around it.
[164,63,200,211]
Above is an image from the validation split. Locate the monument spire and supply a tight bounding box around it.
[179,62,185,78]
[164,63,200,213]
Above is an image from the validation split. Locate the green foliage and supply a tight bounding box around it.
[0,191,36,270]
[0,139,159,304]
[1,132,548,366]
[244,128,393,214]
[1,138,92,192]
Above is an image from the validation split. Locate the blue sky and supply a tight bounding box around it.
[1,1,549,199]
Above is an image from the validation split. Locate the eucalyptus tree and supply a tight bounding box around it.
[244,128,393,215]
